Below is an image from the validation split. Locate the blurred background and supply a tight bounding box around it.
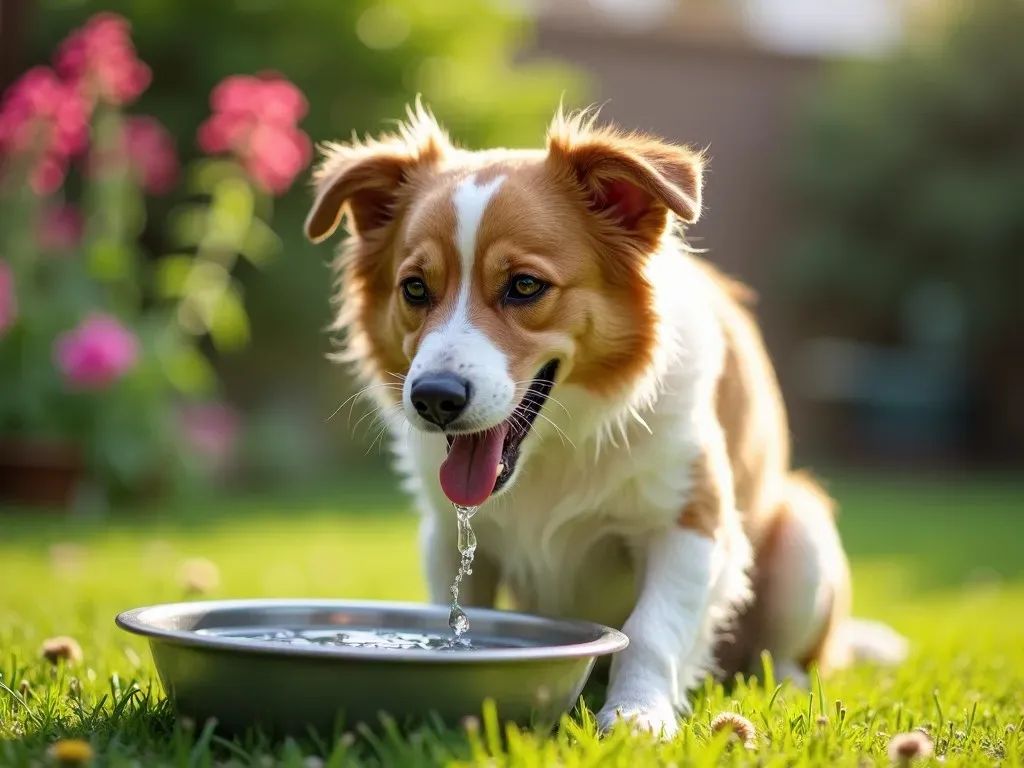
[0,0,1021,512]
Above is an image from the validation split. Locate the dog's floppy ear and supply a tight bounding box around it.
[546,109,704,243]
[304,102,449,243]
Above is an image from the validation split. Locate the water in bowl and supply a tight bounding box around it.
[195,626,522,651]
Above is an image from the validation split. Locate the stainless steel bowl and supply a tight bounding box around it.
[115,599,628,736]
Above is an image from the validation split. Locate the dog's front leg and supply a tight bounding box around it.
[594,527,720,738]
[596,435,753,738]
[419,511,500,608]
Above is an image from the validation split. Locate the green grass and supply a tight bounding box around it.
[2,474,1023,766]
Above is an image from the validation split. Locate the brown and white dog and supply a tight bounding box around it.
[303,103,907,737]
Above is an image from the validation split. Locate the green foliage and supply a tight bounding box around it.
[1,475,1024,765]
[784,0,1024,352]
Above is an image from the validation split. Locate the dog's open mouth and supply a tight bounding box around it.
[439,360,559,508]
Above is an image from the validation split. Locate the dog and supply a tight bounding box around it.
[303,102,908,737]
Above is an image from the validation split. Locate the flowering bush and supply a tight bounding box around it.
[0,13,311,506]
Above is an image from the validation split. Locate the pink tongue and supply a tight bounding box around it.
[439,425,509,507]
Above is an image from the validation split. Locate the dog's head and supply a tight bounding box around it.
[305,104,704,508]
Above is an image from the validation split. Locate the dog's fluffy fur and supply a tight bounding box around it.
[304,103,907,737]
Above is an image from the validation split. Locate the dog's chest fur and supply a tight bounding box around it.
[481,396,703,629]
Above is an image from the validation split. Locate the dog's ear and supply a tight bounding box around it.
[304,102,448,243]
[546,109,704,244]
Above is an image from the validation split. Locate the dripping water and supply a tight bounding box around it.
[447,503,477,643]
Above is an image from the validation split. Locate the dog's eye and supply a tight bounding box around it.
[401,278,429,305]
[504,275,547,304]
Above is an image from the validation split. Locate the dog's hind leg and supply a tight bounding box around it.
[748,473,907,685]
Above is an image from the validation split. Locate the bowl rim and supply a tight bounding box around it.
[115,598,629,663]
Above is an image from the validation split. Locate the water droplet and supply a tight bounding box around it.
[448,605,469,636]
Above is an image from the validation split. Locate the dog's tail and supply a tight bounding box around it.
[782,472,910,670]
[836,617,910,666]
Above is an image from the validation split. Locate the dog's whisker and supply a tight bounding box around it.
[509,381,571,419]
[533,411,575,449]
[326,381,402,425]
[541,394,571,418]
[346,388,404,431]
[355,402,404,442]
[352,404,391,436]
[506,411,541,446]
[363,405,407,456]
[368,422,392,456]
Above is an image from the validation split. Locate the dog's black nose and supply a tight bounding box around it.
[410,373,470,428]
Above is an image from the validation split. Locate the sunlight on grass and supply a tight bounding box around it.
[1,475,1023,766]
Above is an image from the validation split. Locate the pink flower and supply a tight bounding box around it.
[54,313,140,389]
[197,73,311,195]
[242,122,311,195]
[55,13,151,107]
[179,402,241,469]
[209,74,308,126]
[37,204,84,252]
[208,76,261,119]
[0,67,90,194]
[0,259,16,337]
[195,112,245,156]
[29,156,70,195]
[0,68,88,155]
[123,116,178,194]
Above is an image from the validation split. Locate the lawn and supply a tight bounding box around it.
[1,473,1023,766]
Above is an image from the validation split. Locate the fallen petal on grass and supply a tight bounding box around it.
[710,712,757,750]
[49,543,87,576]
[338,732,356,748]
[888,731,935,763]
[47,738,94,765]
[177,557,221,594]
[41,636,83,665]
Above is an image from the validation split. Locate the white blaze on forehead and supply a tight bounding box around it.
[452,173,506,302]
[404,172,514,430]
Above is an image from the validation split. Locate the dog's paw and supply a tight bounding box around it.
[773,660,810,690]
[596,699,679,739]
